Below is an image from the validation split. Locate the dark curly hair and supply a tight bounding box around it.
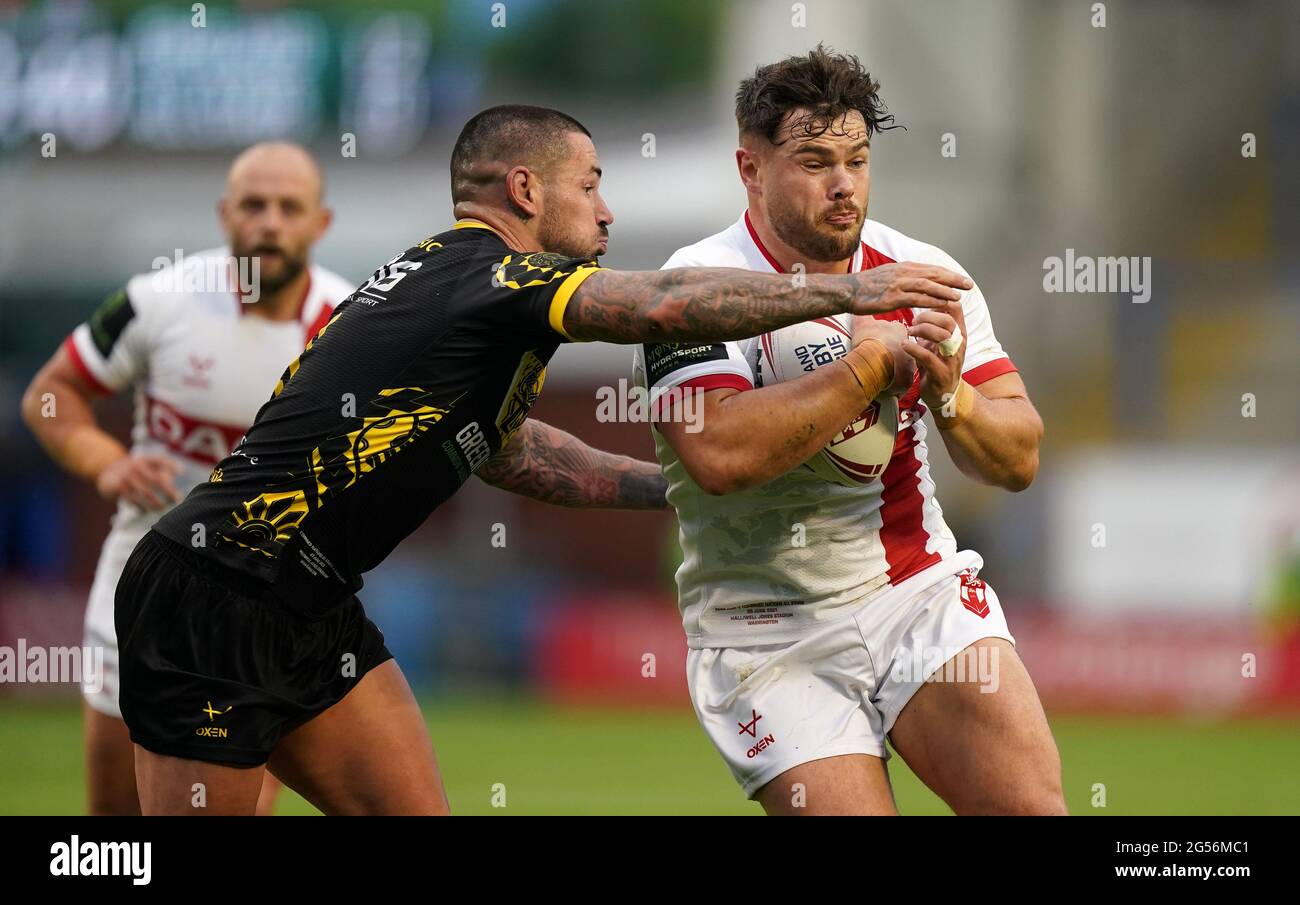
[735,44,899,145]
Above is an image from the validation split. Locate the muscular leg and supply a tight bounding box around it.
[255,772,282,816]
[755,754,898,816]
[888,637,1067,815]
[266,660,449,816]
[135,747,266,815]
[84,702,141,816]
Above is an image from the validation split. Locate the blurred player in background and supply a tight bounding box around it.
[21,142,353,815]
[109,104,971,815]
[634,46,1064,814]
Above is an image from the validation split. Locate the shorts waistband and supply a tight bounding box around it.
[144,530,282,603]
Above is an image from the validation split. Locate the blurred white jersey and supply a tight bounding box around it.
[65,247,354,714]
[632,212,1018,649]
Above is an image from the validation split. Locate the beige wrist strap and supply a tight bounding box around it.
[841,339,894,402]
[933,378,976,430]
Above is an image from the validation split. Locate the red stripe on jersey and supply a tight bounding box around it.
[744,210,786,273]
[62,335,113,396]
[859,245,923,411]
[652,373,752,420]
[860,241,940,581]
[861,243,896,270]
[964,357,1018,386]
[144,394,248,466]
[878,425,941,583]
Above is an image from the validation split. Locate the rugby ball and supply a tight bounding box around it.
[754,315,898,486]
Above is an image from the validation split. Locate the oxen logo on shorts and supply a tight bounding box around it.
[738,710,776,758]
[197,701,233,739]
[959,570,990,618]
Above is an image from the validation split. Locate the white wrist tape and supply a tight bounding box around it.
[938,324,963,358]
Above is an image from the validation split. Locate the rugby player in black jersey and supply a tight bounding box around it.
[114,104,973,814]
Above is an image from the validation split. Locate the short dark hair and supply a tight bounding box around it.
[735,44,898,145]
[450,104,592,206]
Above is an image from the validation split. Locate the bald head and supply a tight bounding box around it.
[226,141,323,205]
[219,141,331,298]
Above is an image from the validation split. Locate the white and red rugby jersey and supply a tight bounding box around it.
[632,212,1017,648]
[65,247,355,543]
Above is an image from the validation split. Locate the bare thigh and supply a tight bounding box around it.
[84,702,140,816]
[266,659,449,816]
[135,746,265,815]
[255,772,281,816]
[888,637,1067,815]
[754,754,898,816]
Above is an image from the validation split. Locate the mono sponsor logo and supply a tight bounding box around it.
[150,248,262,302]
[0,639,103,693]
[1042,248,1151,303]
[596,379,703,433]
[49,836,151,886]
[889,643,1000,693]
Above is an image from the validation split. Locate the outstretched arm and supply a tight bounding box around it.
[562,263,972,344]
[477,419,668,510]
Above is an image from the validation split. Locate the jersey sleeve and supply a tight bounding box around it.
[930,248,1017,387]
[485,250,604,343]
[632,248,754,420]
[63,277,152,394]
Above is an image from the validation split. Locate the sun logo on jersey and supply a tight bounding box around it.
[492,253,596,290]
[226,489,310,552]
[218,387,451,558]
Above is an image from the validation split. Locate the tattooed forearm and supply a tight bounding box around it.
[563,262,974,344]
[563,268,852,344]
[477,419,668,510]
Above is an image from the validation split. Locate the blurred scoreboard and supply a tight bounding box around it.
[0,3,447,156]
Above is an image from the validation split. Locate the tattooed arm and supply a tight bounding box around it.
[562,263,973,344]
[477,419,668,510]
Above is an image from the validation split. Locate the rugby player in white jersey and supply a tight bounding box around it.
[21,142,353,815]
[633,47,1065,814]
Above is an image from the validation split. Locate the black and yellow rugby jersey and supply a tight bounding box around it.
[152,220,602,612]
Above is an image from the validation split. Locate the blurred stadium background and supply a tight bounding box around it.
[1,0,1297,814]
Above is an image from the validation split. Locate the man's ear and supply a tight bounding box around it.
[505,165,541,218]
[314,205,334,241]
[736,146,761,195]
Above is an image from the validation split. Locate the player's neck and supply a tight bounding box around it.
[451,204,534,253]
[746,206,854,275]
[243,267,310,322]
